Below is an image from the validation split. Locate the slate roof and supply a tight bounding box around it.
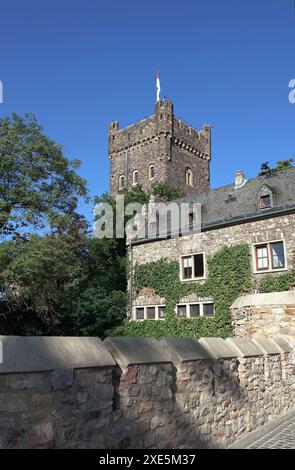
[174,167,295,230]
[131,167,295,244]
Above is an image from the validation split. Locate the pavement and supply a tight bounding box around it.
[229,410,295,449]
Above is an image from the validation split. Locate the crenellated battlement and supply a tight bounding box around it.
[109,99,211,196]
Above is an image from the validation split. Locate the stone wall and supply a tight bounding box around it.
[0,335,295,449]
[109,99,211,196]
[231,291,295,338]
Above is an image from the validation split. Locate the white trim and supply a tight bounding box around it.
[134,305,166,321]
[179,252,206,281]
[252,239,288,274]
[175,301,215,318]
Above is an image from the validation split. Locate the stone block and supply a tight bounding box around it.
[51,369,73,391]
[199,337,238,359]
[225,338,262,357]
[160,337,213,363]
[0,336,115,373]
[271,334,294,352]
[252,337,282,355]
[104,337,171,367]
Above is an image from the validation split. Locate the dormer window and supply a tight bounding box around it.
[260,194,271,209]
[258,184,273,210]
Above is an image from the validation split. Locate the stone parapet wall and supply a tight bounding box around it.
[0,335,295,449]
[231,292,295,338]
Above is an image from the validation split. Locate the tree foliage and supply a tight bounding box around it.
[0,113,87,240]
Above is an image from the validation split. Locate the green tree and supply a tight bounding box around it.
[0,113,87,239]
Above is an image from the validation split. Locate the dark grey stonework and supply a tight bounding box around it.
[109,99,211,196]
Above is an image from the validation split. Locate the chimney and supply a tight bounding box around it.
[234,170,247,189]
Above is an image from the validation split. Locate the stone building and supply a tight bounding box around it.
[109,99,211,196]
[128,167,295,322]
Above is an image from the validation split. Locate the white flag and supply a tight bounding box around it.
[156,70,161,102]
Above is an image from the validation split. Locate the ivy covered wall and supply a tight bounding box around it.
[113,244,252,339]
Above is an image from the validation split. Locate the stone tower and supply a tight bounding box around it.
[109,99,211,197]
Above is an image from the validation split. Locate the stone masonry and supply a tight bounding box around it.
[231,291,295,339]
[0,335,295,449]
[109,99,211,196]
[130,213,295,313]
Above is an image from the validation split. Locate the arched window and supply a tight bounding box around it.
[133,170,139,185]
[185,168,193,187]
[149,164,155,179]
[119,175,125,190]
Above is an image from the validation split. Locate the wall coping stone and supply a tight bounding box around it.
[225,338,262,357]
[252,337,282,355]
[160,338,213,363]
[104,337,171,367]
[231,291,295,308]
[199,337,239,359]
[270,334,294,353]
[0,336,115,373]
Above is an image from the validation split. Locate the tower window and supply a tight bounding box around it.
[119,175,125,190]
[133,170,139,185]
[149,165,155,179]
[185,168,193,187]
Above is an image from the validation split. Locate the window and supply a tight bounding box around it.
[136,307,144,320]
[177,305,187,318]
[146,307,156,319]
[119,175,125,189]
[158,306,166,319]
[188,212,194,225]
[176,302,215,318]
[203,303,214,317]
[185,168,193,187]
[181,253,205,280]
[260,195,271,209]
[254,241,286,272]
[149,165,155,179]
[270,242,285,269]
[133,170,139,185]
[182,256,193,279]
[190,304,200,317]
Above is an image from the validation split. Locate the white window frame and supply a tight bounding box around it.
[179,253,206,282]
[252,239,288,274]
[134,305,166,321]
[175,301,215,318]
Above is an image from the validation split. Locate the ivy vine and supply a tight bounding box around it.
[113,244,252,339]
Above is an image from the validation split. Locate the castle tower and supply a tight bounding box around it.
[109,99,211,197]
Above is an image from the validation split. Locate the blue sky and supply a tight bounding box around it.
[0,0,294,222]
